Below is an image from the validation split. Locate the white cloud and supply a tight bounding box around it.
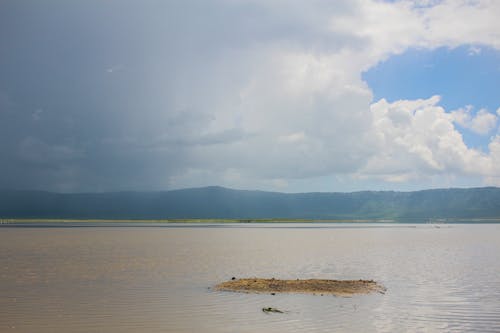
[450,105,474,126]
[361,96,497,183]
[451,106,498,135]
[483,135,500,185]
[468,45,482,55]
[327,0,500,71]
[470,110,498,134]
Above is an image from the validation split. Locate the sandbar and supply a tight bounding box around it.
[215,278,385,296]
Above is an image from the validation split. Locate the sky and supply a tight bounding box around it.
[0,0,499,193]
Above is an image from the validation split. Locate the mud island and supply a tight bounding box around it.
[215,278,386,296]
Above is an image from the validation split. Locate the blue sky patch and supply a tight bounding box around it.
[363,46,500,150]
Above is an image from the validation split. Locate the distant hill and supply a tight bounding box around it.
[1,186,500,220]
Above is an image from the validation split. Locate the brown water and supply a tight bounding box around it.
[1,223,500,332]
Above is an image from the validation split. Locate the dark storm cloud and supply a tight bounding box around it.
[0,0,364,191]
[2,0,497,192]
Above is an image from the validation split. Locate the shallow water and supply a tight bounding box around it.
[1,223,499,332]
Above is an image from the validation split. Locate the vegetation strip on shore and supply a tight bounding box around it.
[215,278,386,296]
[0,218,390,224]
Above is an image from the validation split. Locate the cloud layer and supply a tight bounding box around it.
[366,96,498,183]
[0,0,499,191]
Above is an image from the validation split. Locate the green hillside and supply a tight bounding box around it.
[1,186,499,220]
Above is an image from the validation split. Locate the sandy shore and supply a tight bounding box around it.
[215,278,386,296]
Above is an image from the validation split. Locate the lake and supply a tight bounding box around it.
[1,223,499,332]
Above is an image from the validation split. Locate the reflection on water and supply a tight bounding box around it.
[1,223,500,332]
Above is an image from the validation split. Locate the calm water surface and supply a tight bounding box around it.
[1,223,499,332]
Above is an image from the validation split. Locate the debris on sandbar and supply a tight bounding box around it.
[215,278,386,297]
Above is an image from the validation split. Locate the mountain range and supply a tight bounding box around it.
[1,186,499,220]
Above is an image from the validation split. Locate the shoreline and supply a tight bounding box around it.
[0,218,393,224]
[1,218,500,225]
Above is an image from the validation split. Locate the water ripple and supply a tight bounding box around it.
[1,224,499,332]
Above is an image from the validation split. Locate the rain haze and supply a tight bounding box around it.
[1,0,499,193]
